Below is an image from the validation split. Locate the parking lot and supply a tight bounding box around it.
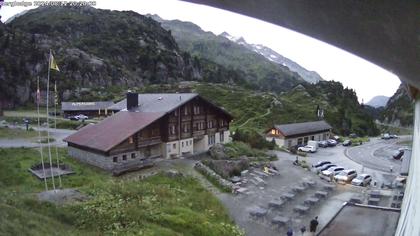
[216,138,410,236]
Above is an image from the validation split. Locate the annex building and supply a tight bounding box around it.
[64,92,233,174]
[265,120,332,148]
[61,101,115,118]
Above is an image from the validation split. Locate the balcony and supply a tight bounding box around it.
[138,136,162,148]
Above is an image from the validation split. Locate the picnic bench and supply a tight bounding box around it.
[268,200,285,209]
[292,185,306,192]
[368,197,380,206]
[315,191,328,198]
[281,192,296,200]
[249,206,268,218]
[293,204,310,214]
[303,180,316,187]
[323,184,335,191]
[304,197,320,205]
[271,216,290,226]
[349,196,363,204]
[369,190,381,198]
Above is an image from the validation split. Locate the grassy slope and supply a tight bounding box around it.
[0,127,47,139]
[0,148,242,236]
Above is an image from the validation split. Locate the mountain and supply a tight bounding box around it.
[0,6,254,107]
[381,84,413,127]
[150,15,306,92]
[366,95,389,108]
[220,32,323,84]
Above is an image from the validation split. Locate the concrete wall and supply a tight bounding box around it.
[68,145,161,172]
[268,131,330,148]
[163,138,194,158]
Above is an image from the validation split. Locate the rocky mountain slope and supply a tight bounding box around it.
[151,15,307,91]
[381,84,413,127]
[220,32,323,84]
[0,6,262,107]
[366,95,389,108]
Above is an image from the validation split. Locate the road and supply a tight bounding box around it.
[0,125,75,148]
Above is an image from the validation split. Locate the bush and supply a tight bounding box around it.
[224,141,268,159]
[232,128,275,150]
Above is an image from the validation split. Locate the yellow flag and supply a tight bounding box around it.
[50,54,60,71]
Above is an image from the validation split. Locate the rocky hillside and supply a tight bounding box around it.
[381,84,413,127]
[220,32,323,84]
[366,95,389,108]
[151,15,306,92]
[0,6,259,107]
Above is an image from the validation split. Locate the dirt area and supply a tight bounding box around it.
[38,188,88,205]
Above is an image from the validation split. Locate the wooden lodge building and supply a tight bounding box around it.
[61,101,115,118]
[265,120,332,148]
[64,92,233,174]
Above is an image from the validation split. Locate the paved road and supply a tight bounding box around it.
[345,136,411,173]
[0,125,75,148]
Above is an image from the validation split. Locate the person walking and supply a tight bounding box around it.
[287,228,294,236]
[309,216,319,235]
[300,226,306,235]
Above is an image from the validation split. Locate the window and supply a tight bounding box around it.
[184,106,189,115]
[131,153,136,159]
[183,123,190,133]
[174,110,178,116]
[182,142,184,148]
[173,143,176,149]
[271,129,276,135]
[220,132,224,142]
[122,155,127,161]
[169,125,176,135]
[207,120,214,129]
[194,105,200,114]
[304,137,309,144]
[311,136,315,141]
[297,138,303,145]
[208,134,215,145]
[167,144,171,153]
[190,140,192,145]
[288,140,292,147]
[113,156,118,163]
[128,136,134,144]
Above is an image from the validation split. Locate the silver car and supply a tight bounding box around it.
[351,174,372,186]
[334,169,357,183]
[322,166,344,177]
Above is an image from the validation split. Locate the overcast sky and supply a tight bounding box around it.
[1,0,401,102]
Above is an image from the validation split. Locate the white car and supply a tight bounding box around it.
[298,145,316,153]
[351,174,372,186]
[322,166,344,177]
[75,114,88,120]
[334,169,357,183]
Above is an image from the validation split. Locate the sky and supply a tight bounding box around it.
[0,0,401,103]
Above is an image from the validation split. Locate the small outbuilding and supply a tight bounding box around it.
[61,101,115,118]
[266,120,332,148]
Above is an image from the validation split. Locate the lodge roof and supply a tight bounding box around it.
[108,93,199,112]
[273,120,332,137]
[64,111,165,152]
[61,101,114,111]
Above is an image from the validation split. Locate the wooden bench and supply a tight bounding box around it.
[281,192,296,200]
[293,204,310,214]
[315,191,328,198]
[271,216,290,226]
[268,200,285,209]
[304,197,320,205]
[368,197,380,206]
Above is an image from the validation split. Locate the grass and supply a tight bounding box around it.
[224,141,269,159]
[0,127,47,139]
[0,147,243,236]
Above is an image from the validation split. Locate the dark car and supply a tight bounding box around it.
[327,139,337,147]
[349,133,358,138]
[392,150,404,160]
[318,140,328,148]
[318,164,337,172]
[314,161,331,168]
[342,140,352,146]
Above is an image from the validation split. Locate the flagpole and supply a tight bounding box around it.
[37,76,48,192]
[46,49,56,191]
[54,80,62,188]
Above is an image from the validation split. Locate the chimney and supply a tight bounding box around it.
[126,92,138,111]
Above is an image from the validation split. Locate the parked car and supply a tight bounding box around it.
[313,161,331,168]
[390,134,399,139]
[334,169,357,183]
[381,133,391,139]
[349,133,358,138]
[322,166,345,177]
[342,139,352,146]
[351,174,372,186]
[317,164,337,172]
[327,139,337,147]
[298,145,316,153]
[318,140,328,148]
[69,114,89,121]
[392,149,404,160]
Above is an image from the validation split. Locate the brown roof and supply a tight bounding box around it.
[274,120,332,137]
[64,111,164,152]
